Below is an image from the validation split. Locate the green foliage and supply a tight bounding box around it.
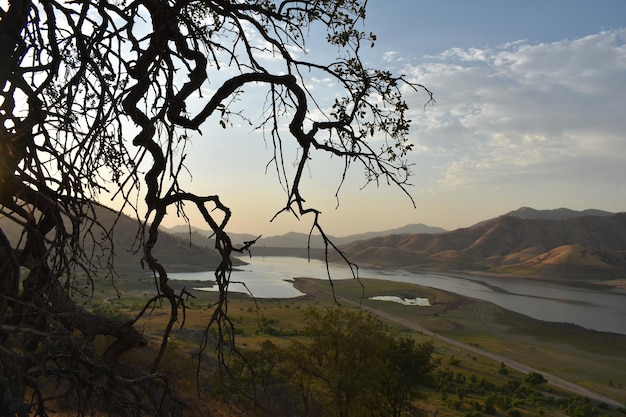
[525,372,547,387]
[499,361,509,375]
[298,307,436,417]
[559,396,603,417]
[222,307,436,417]
[484,394,497,414]
[89,301,129,322]
[506,408,522,417]
[449,355,462,366]
[495,394,514,411]
[431,364,598,417]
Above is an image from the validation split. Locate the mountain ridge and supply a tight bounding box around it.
[505,207,615,221]
[163,223,447,249]
[4,206,622,277]
[331,209,626,279]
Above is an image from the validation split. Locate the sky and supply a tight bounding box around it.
[159,0,626,237]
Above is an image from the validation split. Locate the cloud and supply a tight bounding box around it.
[382,50,402,63]
[402,29,626,194]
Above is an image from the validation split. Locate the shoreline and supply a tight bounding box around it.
[324,260,626,291]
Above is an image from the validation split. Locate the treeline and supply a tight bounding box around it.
[216,307,436,417]
[211,307,622,417]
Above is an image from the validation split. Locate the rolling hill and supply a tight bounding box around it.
[0,205,226,273]
[331,210,626,279]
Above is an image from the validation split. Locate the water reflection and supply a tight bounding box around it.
[370,296,431,306]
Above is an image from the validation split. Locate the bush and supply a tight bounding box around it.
[525,372,547,387]
[507,408,522,417]
[484,394,496,414]
[449,355,461,366]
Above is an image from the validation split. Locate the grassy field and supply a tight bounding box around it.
[86,271,626,414]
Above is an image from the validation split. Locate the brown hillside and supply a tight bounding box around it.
[427,249,474,263]
[501,247,545,263]
[525,244,614,268]
[0,204,223,273]
[348,246,418,267]
[335,213,626,278]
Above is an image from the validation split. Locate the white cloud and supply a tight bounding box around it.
[382,50,402,63]
[439,47,492,62]
[403,29,626,193]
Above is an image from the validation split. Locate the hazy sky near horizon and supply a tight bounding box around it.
[161,1,626,237]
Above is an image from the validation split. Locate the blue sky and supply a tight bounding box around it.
[164,1,626,237]
[365,1,626,54]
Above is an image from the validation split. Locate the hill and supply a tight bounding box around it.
[505,207,615,221]
[332,210,626,279]
[164,223,447,251]
[0,205,226,273]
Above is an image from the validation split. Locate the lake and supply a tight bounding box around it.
[170,256,626,335]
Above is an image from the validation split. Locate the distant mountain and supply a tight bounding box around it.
[162,225,257,246]
[505,207,615,221]
[334,224,447,245]
[164,223,446,251]
[332,210,626,279]
[1,205,226,273]
[251,226,447,249]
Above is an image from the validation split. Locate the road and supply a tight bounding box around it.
[361,303,623,409]
[294,278,623,409]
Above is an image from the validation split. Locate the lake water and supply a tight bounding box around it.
[170,256,626,335]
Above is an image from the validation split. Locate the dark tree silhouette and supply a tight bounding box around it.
[0,0,432,415]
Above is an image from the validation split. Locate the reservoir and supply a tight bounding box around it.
[171,256,626,335]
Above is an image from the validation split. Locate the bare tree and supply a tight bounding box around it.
[0,0,432,415]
